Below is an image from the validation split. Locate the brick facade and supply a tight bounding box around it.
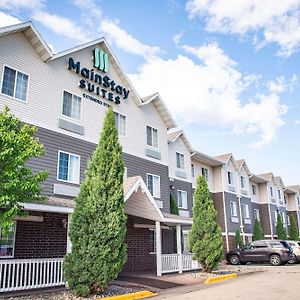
[14,212,68,259]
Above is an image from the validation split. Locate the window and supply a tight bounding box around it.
[278,189,281,200]
[176,152,185,169]
[297,196,300,206]
[270,186,274,197]
[124,167,127,179]
[57,151,80,184]
[202,167,209,181]
[147,174,160,198]
[227,171,233,185]
[230,201,238,217]
[254,209,260,221]
[146,126,158,148]
[242,204,250,219]
[241,176,245,188]
[284,195,287,205]
[114,112,126,136]
[252,185,257,195]
[253,241,267,248]
[1,66,29,101]
[191,164,195,178]
[274,210,278,223]
[62,91,81,120]
[0,225,15,258]
[177,190,188,209]
[149,229,156,253]
[281,212,286,224]
[287,215,290,225]
[182,231,190,252]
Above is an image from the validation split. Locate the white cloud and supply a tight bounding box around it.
[0,0,45,11]
[72,0,102,19]
[295,120,300,125]
[0,12,21,27]
[186,0,300,57]
[129,43,289,149]
[173,31,184,45]
[100,20,162,60]
[32,11,91,44]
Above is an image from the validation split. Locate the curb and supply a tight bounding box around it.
[204,273,237,284]
[98,290,158,300]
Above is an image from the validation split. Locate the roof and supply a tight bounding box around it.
[257,173,277,185]
[275,176,285,188]
[285,185,300,194]
[249,174,269,184]
[167,129,193,153]
[213,153,239,170]
[236,159,251,176]
[191,150,224,167]
[140,93,177,129]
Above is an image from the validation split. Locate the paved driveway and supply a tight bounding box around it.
[155,264,300,300]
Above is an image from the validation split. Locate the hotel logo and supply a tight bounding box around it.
[94,48,109,73]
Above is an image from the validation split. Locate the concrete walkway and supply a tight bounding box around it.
[154,264,300,300]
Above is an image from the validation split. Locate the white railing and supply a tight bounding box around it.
[162,253,200,274]
[0,258,65,293]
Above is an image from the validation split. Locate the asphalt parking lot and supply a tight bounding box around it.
[155,263,300,300]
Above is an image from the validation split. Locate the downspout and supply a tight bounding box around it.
[220,166,229,251]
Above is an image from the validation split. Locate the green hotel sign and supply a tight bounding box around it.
[68,48,129,105]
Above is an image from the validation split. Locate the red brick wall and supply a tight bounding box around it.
[14,213,68,259]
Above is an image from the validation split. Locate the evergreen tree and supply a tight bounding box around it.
[277,213,287,240]
[64,108,127,297]
[234,229,244,249]
[252,218,265,241]
[189,175,223,272]
[0,106,47,232]
[170,194,179,215]
[289,215,299,240]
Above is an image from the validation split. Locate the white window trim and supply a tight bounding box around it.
[176,152,185,170]
[254,209,260,221]
[114,111,126,136]
[0,222,17,258]
[252,184,257,195]
[149,228,156,254]
[202,167,209,181]
[146,125,159,149]
[177,190,188,209]
[230,201,238,217]
[242,204,250,219]
[61,90,82,123]
[1,64,30,104]
[146,173,161,198]
[57,150,81,184]
[227,171,234,185]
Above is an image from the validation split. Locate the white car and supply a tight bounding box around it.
[287,240,300,263]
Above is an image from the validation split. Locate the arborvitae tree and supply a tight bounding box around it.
[252,218,265,241]
[277,213,287,240]
[64,108,127,297]
[0,106,47,232]
[189,175,223,272]
[234,229,244,249]
[170,194,179,215]
[289,215,299,240]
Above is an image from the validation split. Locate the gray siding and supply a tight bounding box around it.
[269,204,278,236]
[27,126,170,212]
[240,196,253,233]
[170,179,193,217]
[224,192,241,233]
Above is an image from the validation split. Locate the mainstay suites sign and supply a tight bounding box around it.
[68,48,130,106]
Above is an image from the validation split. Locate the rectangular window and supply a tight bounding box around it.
[201,167,209,181]
[298,196,300,206]
[62,91,81,120]
[274,210,278,223]
[0,225,15,258]
[149,229,156,253]
[241,176,245,188]
[242,204,250,219]
[230,201,238,217]
[191,164,195,178]
[254,209,260,221]
[114,112,126,136]
[2,66,29,101]
[177,190,188,209]
[227,171,233,185]
[176,152,185,169]
[287,215,290,225]
[284,195,287,205]
[147,174,160,198]
[146,126,158,148]
[278,189,281,200]
[281,212,286,224]
[57,151,80,184]
[270,186,274,197]
[252,185,257,195]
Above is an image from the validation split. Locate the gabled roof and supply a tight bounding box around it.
[257,173,277,185]
[167,129,193,153]
[0,21,52,61]
[236,159,252,176]
[213,153,239,170]
[191,150,224,167]
[275,176,285,188]
[140,93,177,129]
[249,174,269,184]
[285,185,300,194]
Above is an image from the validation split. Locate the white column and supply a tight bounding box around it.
[155,221,162,276]
[66,214,72,253]
[176,224,183,274]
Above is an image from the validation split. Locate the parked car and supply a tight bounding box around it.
[226,240,294,266]
[286,240,300,263]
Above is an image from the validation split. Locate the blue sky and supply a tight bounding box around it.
[1,0,300,185]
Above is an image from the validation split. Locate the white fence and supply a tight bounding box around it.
[162,253,200,274]
[0,258,65,293]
